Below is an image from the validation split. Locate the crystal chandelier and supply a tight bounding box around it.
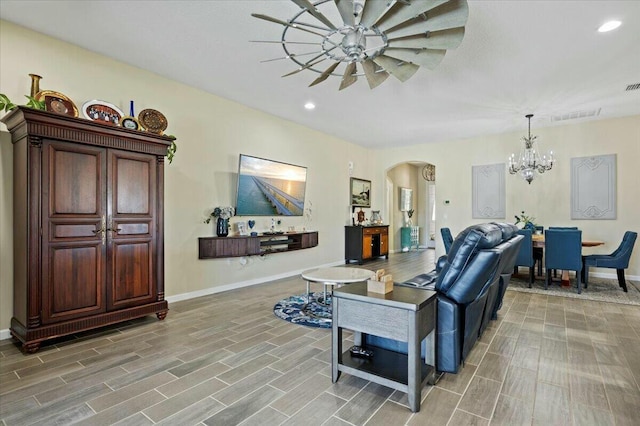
[508,114,554,184]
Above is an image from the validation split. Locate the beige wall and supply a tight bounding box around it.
[0,21,374,332]
[1,21,639,334]
[374,116,640,276]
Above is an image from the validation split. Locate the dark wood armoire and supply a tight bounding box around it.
[2,107,171,352]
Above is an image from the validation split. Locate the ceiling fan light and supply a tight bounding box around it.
[598,20,621,32]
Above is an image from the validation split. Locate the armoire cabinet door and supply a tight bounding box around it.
[41,141,107,324]
[107,149,157,310]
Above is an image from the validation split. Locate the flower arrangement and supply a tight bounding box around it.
[514,211,537,229]
[204,206,235,224]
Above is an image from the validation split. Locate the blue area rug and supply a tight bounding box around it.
[273,292,332,328]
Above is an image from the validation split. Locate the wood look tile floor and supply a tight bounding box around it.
[1,250,639,425]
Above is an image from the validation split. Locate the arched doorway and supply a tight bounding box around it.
[385,161,436,253]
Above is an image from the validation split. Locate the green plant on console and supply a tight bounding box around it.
[204,206,235,224]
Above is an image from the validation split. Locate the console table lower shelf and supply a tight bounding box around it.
[331,282,437,413]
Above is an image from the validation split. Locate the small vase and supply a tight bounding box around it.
[216,217,229,237]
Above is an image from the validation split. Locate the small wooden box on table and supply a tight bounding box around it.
[332,282,437,412]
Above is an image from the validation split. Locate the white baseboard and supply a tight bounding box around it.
[166,259,344,304]
[2,267,637,341]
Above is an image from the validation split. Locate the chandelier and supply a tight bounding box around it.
[508,114,554,184]
[252,0,469,90]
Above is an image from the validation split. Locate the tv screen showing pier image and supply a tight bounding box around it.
[235,154,307,216]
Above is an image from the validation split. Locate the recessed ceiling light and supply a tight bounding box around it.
[598,20,621,32]
[304,102,316,110]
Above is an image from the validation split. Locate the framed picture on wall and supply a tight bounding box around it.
[236,221,247,236]
[399,187,413,211]
[350,177,371,207]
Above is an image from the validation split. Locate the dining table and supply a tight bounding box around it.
[531,234,605,286]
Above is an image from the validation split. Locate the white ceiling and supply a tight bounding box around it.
[1,0,639,149]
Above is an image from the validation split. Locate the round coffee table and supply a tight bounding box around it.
[301,267,374,305]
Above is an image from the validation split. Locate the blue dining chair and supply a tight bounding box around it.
[514,229,535,287]
[545,229,583,293]
[533,225,544,275]
[441,227,453,254]
[548,227,578,277]
[582,231,637,292]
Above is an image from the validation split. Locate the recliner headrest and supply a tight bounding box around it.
[448,223,503,258]
[490,222,519,240]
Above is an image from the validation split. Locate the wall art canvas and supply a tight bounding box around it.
[571,154,616,219]
[472,163,505,219]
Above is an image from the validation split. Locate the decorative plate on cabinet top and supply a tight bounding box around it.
[119,115,141,131]
[138,108,168,134]
[36,90,78,117]
[81,100,124,126]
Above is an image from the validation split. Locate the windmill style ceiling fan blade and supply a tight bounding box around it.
[282,58,327,77]
[290,0,337,30]
[384,48,446,69]
[250,40,322,45]
[335,0,356,26]
[373,55,419,82]
[252,0,469,90]
[309,62,341,87]
[339,62,358,90]
[375,0,449,32]
[251,13,327,37]
[359,0,395,28]
[362,59,389,89]
[384,0,469,39]
[387,27,465,50]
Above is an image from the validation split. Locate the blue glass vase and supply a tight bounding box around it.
[216,217,229,237]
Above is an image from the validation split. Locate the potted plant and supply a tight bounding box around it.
[205,206,235,237]
[514,211,537,231]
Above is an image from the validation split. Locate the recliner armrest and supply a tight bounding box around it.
[399,270,438,290]
[436,255,448,272]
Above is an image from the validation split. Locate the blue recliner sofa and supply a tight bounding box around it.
[365,223,522,374]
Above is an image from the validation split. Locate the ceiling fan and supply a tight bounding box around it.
[252,0,469,90]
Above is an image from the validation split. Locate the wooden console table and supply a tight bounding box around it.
[198,231,318,259]
[332,282,437,412]
[345,225,389,264]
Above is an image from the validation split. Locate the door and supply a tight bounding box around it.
[362,234,373,260]
[380,229,389,255]
[41,141,107,324]
[107,149,157,310]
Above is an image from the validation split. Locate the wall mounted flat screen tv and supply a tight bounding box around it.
[235,154,307,216]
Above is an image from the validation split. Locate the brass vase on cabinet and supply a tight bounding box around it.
[29,73,42,98]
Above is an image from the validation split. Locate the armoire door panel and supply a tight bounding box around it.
[42,243,105,323]
[50,221,102,240]
[113,156,153,215]
[42,141,107,324]
[113,222,151,236]
[48,145,103,216]
[107,149,157,310]
[109,241,154,308]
